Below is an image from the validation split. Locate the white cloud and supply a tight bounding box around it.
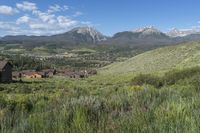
[47,4,69,13]
[63,5,69,10]
[14,14,78,34]
[0,2,91,36]
[16,1,37,11]
[81,21,92,25]
[57,16,77,27]
[48,4,61,13]
[29,23,49,30]
[0,21,19,31]
[0,5,18,15]
[33,10,56,23]
[16,15,30,24]
[73,11,83,17]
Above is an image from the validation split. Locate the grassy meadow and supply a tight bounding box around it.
[1,42,200,132]
[101,41,200,75]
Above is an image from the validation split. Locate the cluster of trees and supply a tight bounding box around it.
[2,54,49,71]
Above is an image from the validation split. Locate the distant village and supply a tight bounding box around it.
[0,61,97,82]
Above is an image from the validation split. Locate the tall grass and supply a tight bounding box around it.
[1,67,200,132]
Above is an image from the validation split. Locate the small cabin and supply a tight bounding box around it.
[23,72,43,79]
[0,61,12,82]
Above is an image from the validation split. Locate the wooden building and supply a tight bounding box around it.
[0,61,12,82]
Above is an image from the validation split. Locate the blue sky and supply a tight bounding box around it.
[0,0,200,36]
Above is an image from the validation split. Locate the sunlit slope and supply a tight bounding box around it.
[100,42,200,74]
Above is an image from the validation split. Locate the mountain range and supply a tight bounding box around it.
[1,26,200,46]
[167,28,200,37]
[0,27,107,45]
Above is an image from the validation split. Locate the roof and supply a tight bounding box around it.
[0,61,11,70]
[22,71,46,76]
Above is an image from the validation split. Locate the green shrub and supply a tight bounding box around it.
[164,67,200,85]
[17,99,33,112]
[131,74,163,88]
[0,86,4,91]
[132,67,200,88]
[7,100,17,112]
[0,97,7,109]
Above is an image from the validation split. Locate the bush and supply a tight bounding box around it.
[132,67,200,88]
[7,100,17,112]
[164,67,200,85]
[0,98,7,109]
[0,86,4,91]
[131,74,163,88]
[17,99,34,112]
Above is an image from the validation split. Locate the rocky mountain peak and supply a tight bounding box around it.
[167,28,200,37]
[69,27,107,42]
[132,26,161,34]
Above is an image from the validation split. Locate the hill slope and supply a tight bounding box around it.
[100,41,200,74]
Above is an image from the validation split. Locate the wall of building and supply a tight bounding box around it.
[0,72,2,81]
[1,64,12,82]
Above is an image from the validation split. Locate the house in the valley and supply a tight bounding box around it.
[63,70,88,78]
[23,71,43,79]
[0,61,12,82]
[41,69,56,78]
[12,69,57,79]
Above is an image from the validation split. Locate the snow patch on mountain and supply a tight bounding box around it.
[131,26,162,35]
[167,28,200,37]
[70,27,107,42]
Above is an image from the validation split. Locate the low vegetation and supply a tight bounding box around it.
[132,66,200,87]
[1,42,200,132]
[0,66,200,132]
[101,41,200,74]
